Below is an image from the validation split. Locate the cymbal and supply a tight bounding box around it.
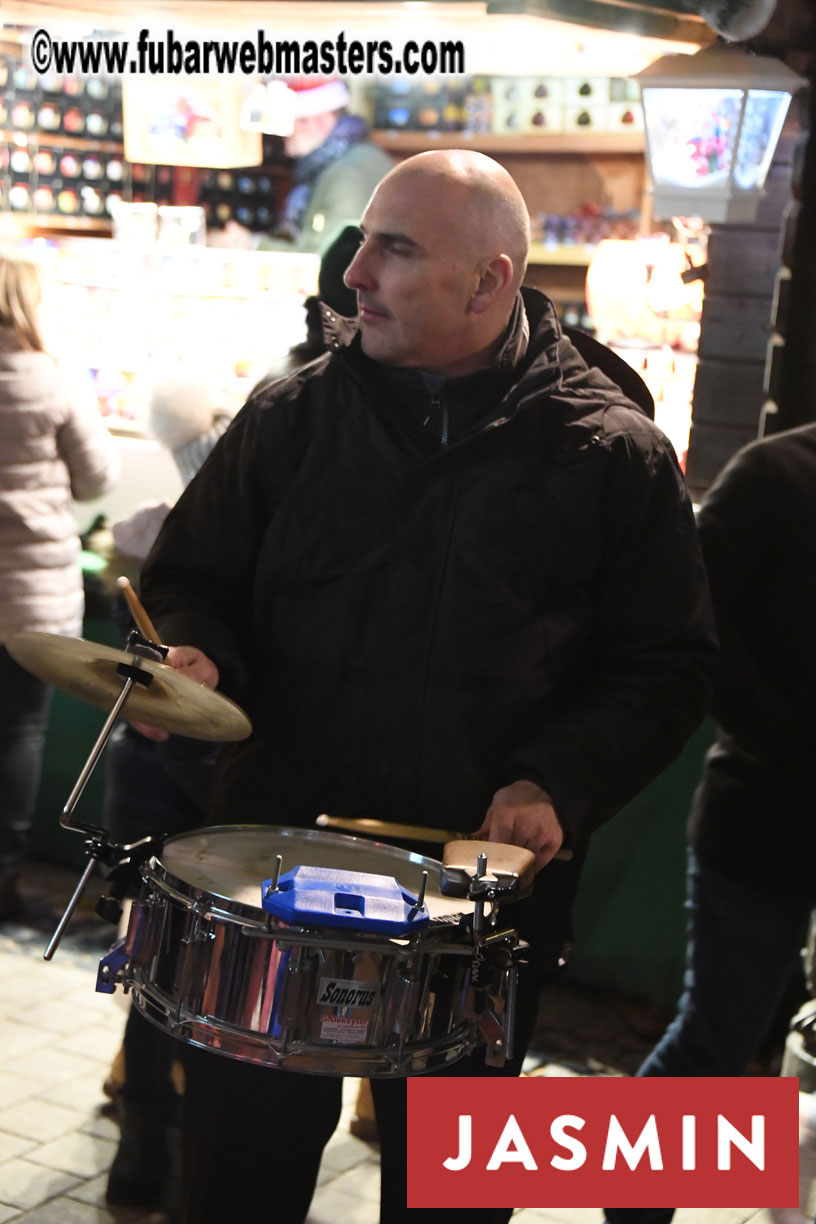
[6,631,252,742]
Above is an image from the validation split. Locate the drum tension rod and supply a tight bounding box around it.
[263,855,284,899]
[407,870,428,922]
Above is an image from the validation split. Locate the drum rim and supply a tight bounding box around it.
[149,823,446,923]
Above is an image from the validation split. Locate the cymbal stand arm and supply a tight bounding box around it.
[42,675,138,961]
[46,639,162,960]
[43,858,98,961]
[60,675,136,835]
[60,632,163,836]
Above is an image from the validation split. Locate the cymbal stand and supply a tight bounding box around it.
[43,630,168,961]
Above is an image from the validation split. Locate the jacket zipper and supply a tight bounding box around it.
[426,381,448,447]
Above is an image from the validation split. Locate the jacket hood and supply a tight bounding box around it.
[510,288,654,422]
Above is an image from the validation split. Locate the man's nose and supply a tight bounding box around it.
[344,246,373,291]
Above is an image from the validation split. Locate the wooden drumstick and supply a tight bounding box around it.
[315,813,573,860]
[116,576,162,646]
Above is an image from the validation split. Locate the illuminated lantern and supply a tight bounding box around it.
[633,42,806,223]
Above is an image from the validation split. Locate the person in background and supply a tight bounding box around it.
[140,150,716,1224]
[250,221,361,396]
[211,77,393,256]
[0,243,120,921]
[605,422,816,1224]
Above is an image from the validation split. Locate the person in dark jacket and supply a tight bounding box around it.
[140,150,717,1224]
[606,422,816,1224]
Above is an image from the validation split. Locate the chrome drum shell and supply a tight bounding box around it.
[124,825,478,1077]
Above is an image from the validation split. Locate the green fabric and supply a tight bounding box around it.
[258,142,394,257]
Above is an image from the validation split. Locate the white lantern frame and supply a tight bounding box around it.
[633,42,807,223]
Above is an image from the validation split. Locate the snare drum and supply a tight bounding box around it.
[121,825,482,1077]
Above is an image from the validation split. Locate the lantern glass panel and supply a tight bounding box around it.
[642,86,743,189]
[734,89,791,190]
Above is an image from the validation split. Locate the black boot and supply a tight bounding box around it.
[106,1094,181,1212]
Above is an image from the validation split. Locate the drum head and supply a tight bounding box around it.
[158,825,469,922]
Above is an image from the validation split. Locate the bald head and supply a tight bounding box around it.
[382,150,530,292]
[344,150,531,376]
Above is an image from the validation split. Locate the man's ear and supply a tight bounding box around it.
[468,254,515,315]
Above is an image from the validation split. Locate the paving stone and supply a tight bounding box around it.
[79,1115,117,1144]
[513,1207,605,1223]
[327,1157,381,1203]
[320,1132,377,1174]
[60,990,121,1023]
[36,1078,109,1115]
[305,1182,380,1224]
[0,1128,35,1164]
[0,1100,90,1144]
[0,1022,52,1061]
[0,1072,35,1111]
[13,1194,139,1222]
[675,1213,759,1224]
[24,1132,117,1180]
[21,1000,103,1037]
[64,1171,108,1208]
[8,1050,99,1089]
[515,1214,596,1223]
[52,1026,123,1065]
[0,1157,80,1209]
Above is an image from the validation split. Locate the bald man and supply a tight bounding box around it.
[139,151,716,1224]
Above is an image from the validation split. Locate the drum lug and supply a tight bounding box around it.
[477,1004,508,1064]
[181,913,215,952]
[276,949,312,1028]
[187,899,214,930]
[474,963,520,1068]
[468,934,527,1067]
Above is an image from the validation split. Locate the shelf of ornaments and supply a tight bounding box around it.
[370,130,645,155]
[529,242,605,267]
[1,129,125,155]
[0,212,113,233]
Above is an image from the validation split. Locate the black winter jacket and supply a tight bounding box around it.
[688,423,816,894]
[141,289,716,957]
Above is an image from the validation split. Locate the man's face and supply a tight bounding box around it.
[284,114,329,158]
[343,173,478,374]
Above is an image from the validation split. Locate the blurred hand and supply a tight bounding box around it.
[129,645,219,741]
[206,220,254,250]
[476,779,564,872]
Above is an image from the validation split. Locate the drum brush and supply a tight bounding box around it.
[314,814,573,861]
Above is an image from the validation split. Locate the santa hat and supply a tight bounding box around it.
[286,78,350,118]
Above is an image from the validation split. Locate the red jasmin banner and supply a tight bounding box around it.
[407,1076,799,1208]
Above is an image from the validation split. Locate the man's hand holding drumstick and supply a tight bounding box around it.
[117,577,220,742]
[476,779,566,872]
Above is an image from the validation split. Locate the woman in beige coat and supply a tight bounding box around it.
[0,245,120,919]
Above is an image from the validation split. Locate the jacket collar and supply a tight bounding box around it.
[320,287,539,367]
[317,287,653,456]
[320,288,565,448]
